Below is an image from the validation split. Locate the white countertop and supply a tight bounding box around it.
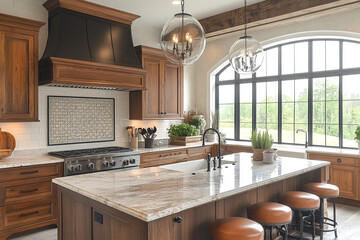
[0,153,63,169]
[52,152,329,222]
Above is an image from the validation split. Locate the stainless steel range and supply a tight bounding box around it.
[49,147,140,176]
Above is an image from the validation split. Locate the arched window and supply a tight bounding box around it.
[215,38,360,148]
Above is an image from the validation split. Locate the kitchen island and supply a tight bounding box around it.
[53,153,330,240]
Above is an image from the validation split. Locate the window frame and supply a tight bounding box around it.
[215,38,360,149]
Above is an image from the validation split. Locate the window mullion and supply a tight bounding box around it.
[235,73,240,140]
[278,46,282,144]
[309,40,313,146]
[339,40,344,148]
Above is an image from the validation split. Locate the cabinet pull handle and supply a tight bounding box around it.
[21,211,39,217]
[20,188,38,194]
[20,170,39,175]
[174,216,182,223]
[337,158,342,163]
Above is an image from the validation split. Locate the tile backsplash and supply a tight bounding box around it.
[0,86,182,151]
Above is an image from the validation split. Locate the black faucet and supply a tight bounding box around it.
[296,129,308,148]
[206,153,211,172]
[202,128,222,168]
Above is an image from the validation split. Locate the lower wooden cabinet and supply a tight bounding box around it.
[330,165,358,200]
[0,163,62,240]
[308,152,359,201]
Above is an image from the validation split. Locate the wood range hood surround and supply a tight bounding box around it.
[39,0,146,91]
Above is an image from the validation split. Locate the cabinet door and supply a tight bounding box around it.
[0,31,37,121]
[162,62,182,118]
[330,165,358,200]
[143,58,162,118]
[148,213,182,240]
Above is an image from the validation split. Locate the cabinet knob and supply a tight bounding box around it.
[337,158,342,163]
[174,216,182,223]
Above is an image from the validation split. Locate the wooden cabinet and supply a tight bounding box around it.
[140,146,214,168]
[0,163,62,240]
[0,14,44,122]
[308,152,359,201]
[130,46,183,120]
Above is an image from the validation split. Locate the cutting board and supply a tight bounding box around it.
[0,128,16,152]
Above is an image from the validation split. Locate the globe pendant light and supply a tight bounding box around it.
[160,0,206,66]
[229,0,264,74]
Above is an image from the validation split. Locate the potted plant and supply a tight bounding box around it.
[207,111,219,142]
[251,129,274,161]
[355,126,360,153]
[190,115,206,134]
[168,123,201,146]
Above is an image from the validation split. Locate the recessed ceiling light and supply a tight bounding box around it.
[172,0,181,5]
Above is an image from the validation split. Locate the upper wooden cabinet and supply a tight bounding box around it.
[0,14,45,122]
[130,46,183,120]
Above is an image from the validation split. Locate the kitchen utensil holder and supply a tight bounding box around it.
[131,137,138,149]
[145,138,154,148]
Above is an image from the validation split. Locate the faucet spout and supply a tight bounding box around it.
[202,128,222,168]
[296,129,308,148]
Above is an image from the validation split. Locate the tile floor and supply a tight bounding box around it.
[8,202,360,240]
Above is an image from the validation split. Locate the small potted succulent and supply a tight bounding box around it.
[168,123,201,146]
[251,129,274,161]
[355,126,360,153]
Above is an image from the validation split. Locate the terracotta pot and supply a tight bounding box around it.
[252,148,264,161]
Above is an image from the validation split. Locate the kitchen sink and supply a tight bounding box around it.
[160,159,235,173]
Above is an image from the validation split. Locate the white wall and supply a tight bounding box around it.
[0,0,183,151]
[192,8,360,124]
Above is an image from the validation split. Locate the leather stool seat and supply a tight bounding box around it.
[209,217,264,240]
[303,183,339,198]
[247,202,292,225]
[279,191,320,210]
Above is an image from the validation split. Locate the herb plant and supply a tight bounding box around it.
[190,116,206,133]
[168,123,199,137]
[251,129,274,149]
[355,126,360,141]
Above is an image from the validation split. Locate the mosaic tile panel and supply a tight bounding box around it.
[48,96,115,145]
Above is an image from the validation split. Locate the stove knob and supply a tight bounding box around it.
[130,159,136,164]
[75,164,82,171]
[110,160,116,167]
[123,160,129,166]
[88,163,95,170]
[68,165,75,172]
[103,161,110,167]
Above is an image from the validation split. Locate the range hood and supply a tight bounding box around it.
[39,0,146,90]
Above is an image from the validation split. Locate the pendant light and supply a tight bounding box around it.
[160,0,206,66]
[229,0,264,74]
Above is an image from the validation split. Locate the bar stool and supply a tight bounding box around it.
[279,191,320,240]
[209,217,264,240]
[247,202,292,240]
[303,182,339,240]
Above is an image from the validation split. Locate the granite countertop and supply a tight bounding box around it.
[0,154,63,169]
[52,152,330,222]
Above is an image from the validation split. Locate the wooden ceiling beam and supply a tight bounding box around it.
[199,0,360,38]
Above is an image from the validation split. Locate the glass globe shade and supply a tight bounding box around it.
[229,36,264,74]
[160,13,206,66]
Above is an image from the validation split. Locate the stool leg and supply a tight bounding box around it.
[320,198,324,240]
[311,210,316,240]
[264,226,267,240]
[299,211,304,240]
[333,199,338,238]
[284,224,288,240]
[270,226,273,240]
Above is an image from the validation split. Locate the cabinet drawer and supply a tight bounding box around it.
[0,164,60,183]
[187,146,212,155]
[1,197,56,230]
[141,150,187,163]
[308,153,358,167]
[1,179,53,205]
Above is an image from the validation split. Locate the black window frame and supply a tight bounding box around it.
[215,38,360,149]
